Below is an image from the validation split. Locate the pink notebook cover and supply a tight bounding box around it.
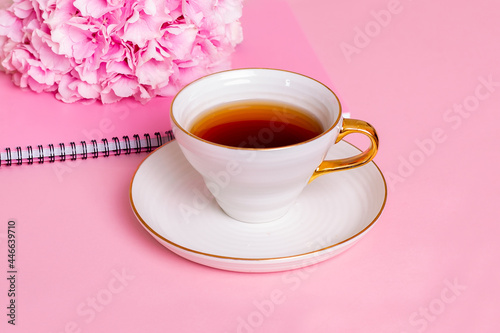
[0,0,331,163]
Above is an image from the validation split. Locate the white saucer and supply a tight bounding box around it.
[130,140,387,273]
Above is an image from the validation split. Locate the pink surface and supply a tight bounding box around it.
[0,0,499,332]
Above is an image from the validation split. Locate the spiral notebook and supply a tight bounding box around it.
[0,68,177,166]
[0,0,331,167]
[0,130,175,166]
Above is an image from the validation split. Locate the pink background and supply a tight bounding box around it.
[1,0,499,332]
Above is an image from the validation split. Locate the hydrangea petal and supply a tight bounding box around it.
[110,75,138,97]
[73,0,111,19]
[0,0,244,104]
[0,10,23,42]
[136,58,172,88]
[76,81,100,99]
[162,24,197,59]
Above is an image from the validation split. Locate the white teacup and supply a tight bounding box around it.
[170,68,378,223]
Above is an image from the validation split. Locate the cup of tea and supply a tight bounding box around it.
[170,68,379,223]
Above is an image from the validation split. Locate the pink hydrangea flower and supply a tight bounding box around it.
[0,0,243,103]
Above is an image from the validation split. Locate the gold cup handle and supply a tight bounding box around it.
[309,118,379,183]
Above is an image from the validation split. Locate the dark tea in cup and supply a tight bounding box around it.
[189,100,324,149]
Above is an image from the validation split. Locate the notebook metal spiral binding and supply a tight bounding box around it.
[0,130,175,167]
